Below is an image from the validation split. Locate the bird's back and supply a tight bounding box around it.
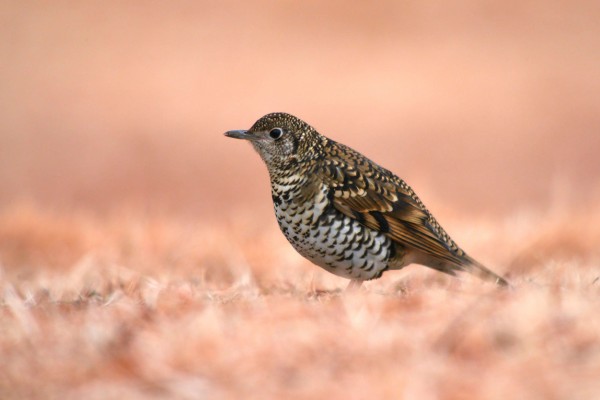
[311,138,508,285]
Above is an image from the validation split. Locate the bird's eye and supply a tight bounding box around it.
[269,128,284,140]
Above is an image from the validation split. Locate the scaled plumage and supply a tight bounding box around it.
[225,113,509,288]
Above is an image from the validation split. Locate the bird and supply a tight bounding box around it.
[225,112,509,290]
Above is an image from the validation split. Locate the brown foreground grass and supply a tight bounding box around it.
[1,202,599,400]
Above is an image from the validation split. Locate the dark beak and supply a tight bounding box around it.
[224,130,254,140]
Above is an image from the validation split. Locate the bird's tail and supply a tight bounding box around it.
[458,255,510,287]
[413,251,510,287]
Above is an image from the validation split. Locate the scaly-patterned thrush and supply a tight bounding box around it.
[225,113,508,289]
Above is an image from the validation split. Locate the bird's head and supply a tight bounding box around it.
[225,113,322,170]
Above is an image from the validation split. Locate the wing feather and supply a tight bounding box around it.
[318,142,465,266]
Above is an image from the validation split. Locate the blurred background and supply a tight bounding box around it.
[0,0,599,222]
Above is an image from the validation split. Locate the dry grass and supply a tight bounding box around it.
[1,203,599,400]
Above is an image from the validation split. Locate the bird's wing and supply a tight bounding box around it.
[317,142,465,266]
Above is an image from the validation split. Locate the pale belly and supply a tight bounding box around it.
[273,185,393,280]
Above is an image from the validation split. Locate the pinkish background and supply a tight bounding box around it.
[1,0,598,222]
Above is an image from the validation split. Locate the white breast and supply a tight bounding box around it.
[273,182,391,280]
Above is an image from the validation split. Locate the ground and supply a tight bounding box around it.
[1,203,599,399]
